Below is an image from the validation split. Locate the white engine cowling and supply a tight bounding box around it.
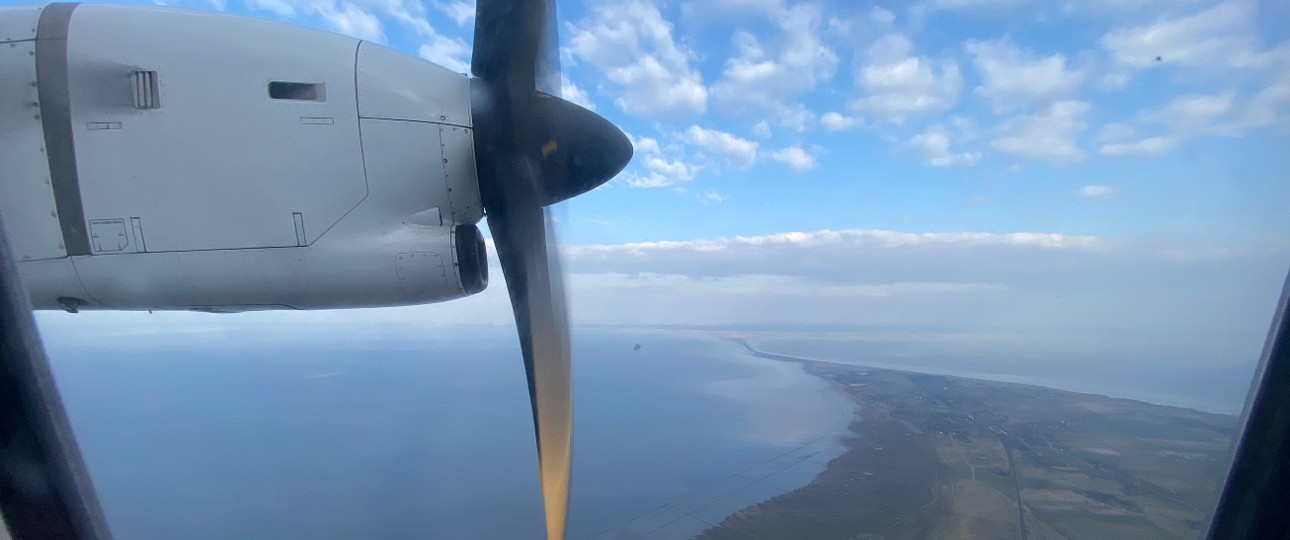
[0,3,488,311]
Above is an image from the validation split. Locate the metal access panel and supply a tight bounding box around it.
[87,218,128,253]
[0,5,41,43]
[356,118,456,233]
[0,38,65,261]
[356,40,472,126]
[355,41,482,227]
[395,252,448,300]
[64,4,368,253]
[440,124,484,225]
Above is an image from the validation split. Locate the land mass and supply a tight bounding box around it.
[695,341,1239,540]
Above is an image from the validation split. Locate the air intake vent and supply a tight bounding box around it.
[269,81,326,101]
[131,70,159,109]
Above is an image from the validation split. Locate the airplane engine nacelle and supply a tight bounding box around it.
[0,3,490,311]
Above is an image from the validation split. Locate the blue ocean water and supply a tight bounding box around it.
[42,327,851,540]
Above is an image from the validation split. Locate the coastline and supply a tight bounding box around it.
[733,336,1243,416]
[692,337,1237,540]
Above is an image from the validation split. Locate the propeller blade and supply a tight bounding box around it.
[488,202,572,540]
[473,2,571,539]
[471,1,630,538]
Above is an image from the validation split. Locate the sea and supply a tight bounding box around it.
[41,326,853,540]
[37,322,1261,539]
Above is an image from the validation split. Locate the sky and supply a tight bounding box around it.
[20,0,1290,376]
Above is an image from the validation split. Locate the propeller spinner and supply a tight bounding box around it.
[470,1,632,538]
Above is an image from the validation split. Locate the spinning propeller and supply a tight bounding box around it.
[469,1,633,538]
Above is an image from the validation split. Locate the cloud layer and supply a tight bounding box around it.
[38,227,1289,376]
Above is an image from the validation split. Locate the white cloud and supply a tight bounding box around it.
[1098,91,1248,157]
[848,33,963,123]
[991,100,1091,164]
[822,6,894,43]
[965,38,1084,112]
[868,6,896,24]
[565,229,1100,257]
[561,76,595,111]
[317,2,386,42]
[1063,0,1208,16]
[622,134,699,189]
[926,0,1030,9]
[1235,71,1290,132]
[683,126,759,168]
[671,186,731,204]
[629,134,660,156]
[751,121,772,138]
[1075,185,1116,198]
[291,0,474,73]
[820,112,862,132]
[622,126,762,188]
[246,0,295,16]
[948,116,982,142]
[907,125,981,167]
[626,156,696,189]
[710,5,838,131]
[567,0,708,116]
[433,0,474,26]
[770,146,817,172]
[1143,92,1236,133]
[632,157,695,188]
[573,272,1006,298]
[1233,40,1290,70]
[417,34,470,73]
[1100,53,1290,153]
[645,156,689,179]
[1101,1,1257,69]
[220,0,483,76]
[1096,122,1136,142]
[626,157,695,188]
[699,190,729,203]
[1098,71,1131,90]
[365,0,444,37]
[382,1,476,79]
[681,0,787,18]
[1099,136,1178,156]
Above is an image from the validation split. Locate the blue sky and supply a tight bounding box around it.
[22,0,1290,379]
